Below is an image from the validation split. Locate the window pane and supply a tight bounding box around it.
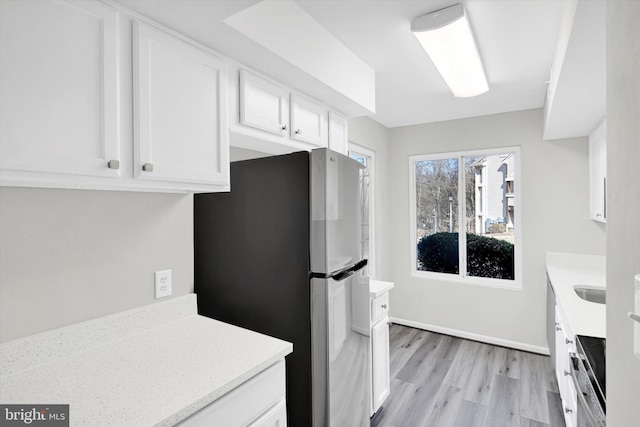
[360,162,370,271]
[350,148,375,277]
[415,158,459,274]
[464,154,515,280]
[350,152,367,166]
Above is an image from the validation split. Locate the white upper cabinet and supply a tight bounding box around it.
[0,1,229,193]
[328,111,348,155]
[0,0,120,180]
[231,67,346,155]
[542,0,605,141]
[290,94,328,147]
[589,119,607,222]
[239,70,289,136]
[133,22,228,187]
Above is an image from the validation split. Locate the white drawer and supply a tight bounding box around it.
[371,293,389,324]
[248,399,287,427]
[177,360,286,426]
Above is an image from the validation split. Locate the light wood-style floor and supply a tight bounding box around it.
[372,324,565,427]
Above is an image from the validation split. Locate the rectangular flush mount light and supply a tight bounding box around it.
[411,4,488,97]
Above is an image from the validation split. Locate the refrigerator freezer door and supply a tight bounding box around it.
[311,274,370,427]
[310,149,369,275]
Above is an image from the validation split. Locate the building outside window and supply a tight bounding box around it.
[470,153,516,236]
[410,147,521,288]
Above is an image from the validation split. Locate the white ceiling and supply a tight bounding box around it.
[116,0,567,129]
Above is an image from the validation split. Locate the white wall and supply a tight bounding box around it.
[229,146,272,162]
[0,187,194,343]
[348,116,391,281]
[606,1,640,424]
[386,109,606,351]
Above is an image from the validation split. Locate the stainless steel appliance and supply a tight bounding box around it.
[571,335,606,426]
[194,149,370,427]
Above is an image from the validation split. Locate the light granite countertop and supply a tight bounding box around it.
[0,294,292,426]
[546,252,606,338]
[369,279,395,298]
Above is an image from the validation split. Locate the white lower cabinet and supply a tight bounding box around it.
[553,305,577,427]
[177,360,287,427]
[370,285,392,416]
[248,399,287,427]
[564,377,578,427]
[371,316,390,413]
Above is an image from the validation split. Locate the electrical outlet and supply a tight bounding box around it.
[154,269,172,299]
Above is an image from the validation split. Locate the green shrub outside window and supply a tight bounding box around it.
[417,232,514,280]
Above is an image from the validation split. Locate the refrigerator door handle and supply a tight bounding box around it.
[310,259,368,281]
[332,259,368,281]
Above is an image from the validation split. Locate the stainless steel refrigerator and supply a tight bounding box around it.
[194,148,370,427]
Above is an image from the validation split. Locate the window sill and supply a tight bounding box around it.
[411,270,522,290]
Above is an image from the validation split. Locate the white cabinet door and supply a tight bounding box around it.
[134,21,228,186]
[554,308,568,400]
[248,400,287,427]
[564,376,578,427]
[328,111,348,154]
[589,119,607,222]
[554,306,577,427]
[290,94,327,147]
[371,293,389,325]
[240,70,289,136]
[177,360,286,427]
[371,317,390,413]
[0,0,120,178]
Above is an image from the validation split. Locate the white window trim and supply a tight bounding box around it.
[349,142,376,278]
[408,146,522,290]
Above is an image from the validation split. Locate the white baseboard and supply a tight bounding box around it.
[389,316,550,356]
[352,325,370,336]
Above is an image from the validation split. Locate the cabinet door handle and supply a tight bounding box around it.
[107,160,120,170]
[142,163,154,172]
[281,124,288,131]
[566,338,573,345]
[564,370,571,377]
[381,304,387,309]
[564,407,573,414]
[295,129,302,135]
[556,326,562,331]
[628,312,640,323]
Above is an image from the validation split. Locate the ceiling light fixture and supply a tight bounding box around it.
[411,3,488,97]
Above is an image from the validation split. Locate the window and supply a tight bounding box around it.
[349,144,376,278]
[410,147,521,287]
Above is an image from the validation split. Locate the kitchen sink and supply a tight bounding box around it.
[574,286,606,304]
